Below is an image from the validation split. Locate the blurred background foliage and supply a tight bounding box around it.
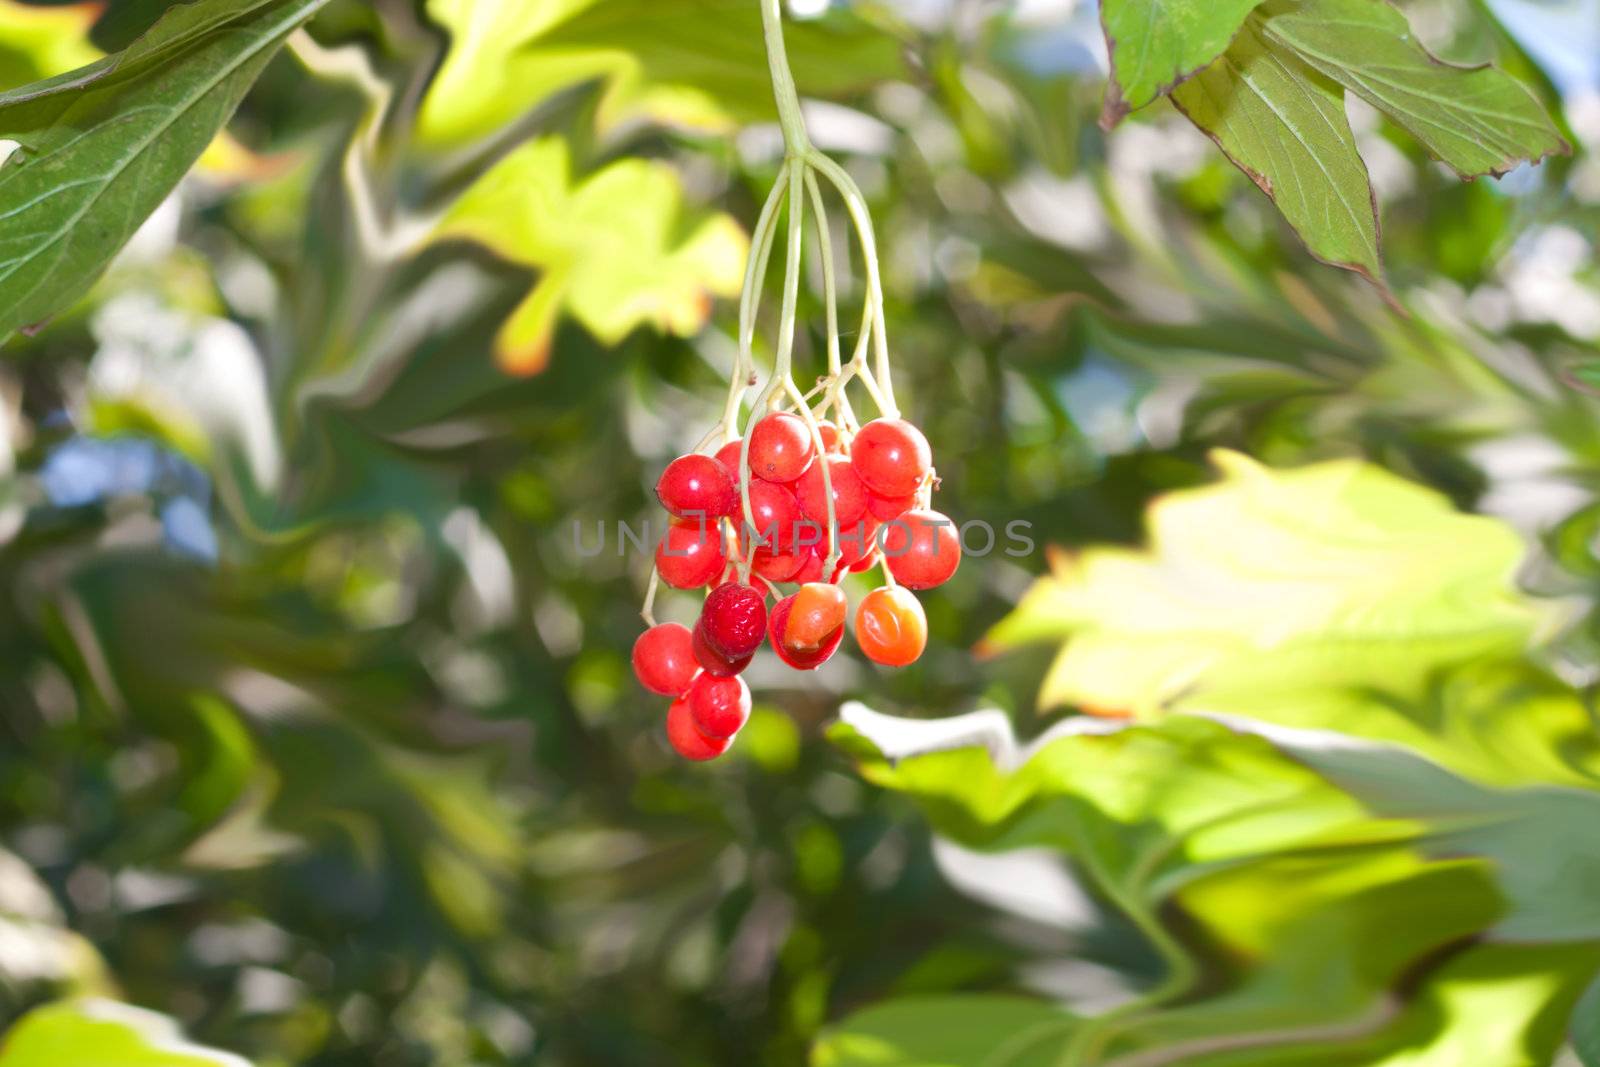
[1,0,1599,1064]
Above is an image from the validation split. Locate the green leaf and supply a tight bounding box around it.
[0,1000,249,1066]
[986,450,1540,719]
[831,707,1512,1065]
[1098,0,1265,126]
[1224,716,1600,942]
[1260,0,1567,178]
[434,136,746,374]
[0,0,328,343]
[812,995,1078,1067]
[1574,970,1600,1067]
[1169,19,1383,285]
[419,0,901,148]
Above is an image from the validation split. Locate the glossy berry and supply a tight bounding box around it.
[631,623,699,696]
[881,508,960,589]
[656,454,736,519]
[751,548,806,582]
[852,418,931,498]
[795,454,868,529]
[740,480,802,554]
[867,489,917,522]
[667,698,731,761]
[714,439,746,482]
[768,593,844,669]
[791,545,827,585]
[687,673,751,739]
[692,620,752,676]
[855,586,927,666]
[835,519,879,570]
[656,520,727,589]
[748,412,815,483]
[817,421,845,454]
[782,582,848,653]
[849,546,880,574]
[700,582,767,660]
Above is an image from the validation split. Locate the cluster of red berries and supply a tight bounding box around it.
[632,413,960,760]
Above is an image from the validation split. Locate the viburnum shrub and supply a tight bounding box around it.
[629,9,960,760]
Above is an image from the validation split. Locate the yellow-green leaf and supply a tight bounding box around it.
[0,1,100,90]
[419,0,900,148]
[1261,0,1568,178]
[1170,20,1384,285]
[0,1000,249,1067]
[986,450,1540,719]
[434,136,746,373]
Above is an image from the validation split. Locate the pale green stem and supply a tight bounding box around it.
[760,0,813,156]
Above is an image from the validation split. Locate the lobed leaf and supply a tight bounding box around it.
[419,0,901,147]
[434,136,746,374]
[1170,19,1383,285]
[1261,0,1568,179]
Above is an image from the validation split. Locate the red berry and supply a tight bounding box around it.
[818,421,845,454]
[631,623,699,696]
[714,439,745,482]
[751,548,806,582]
[748,412,815,483]
[867,489,917,522]
[687,673,751,739]
[656,519,727,589]
[835,519,880,570]
[852,418,931,498]
[881,508,960,589]
[792,545,826,585]
[692,620,752,676]
[656,454,736,519]
[795,454,868,529]
[855,586,927,666]
[783,582,848,652]
[700,582,768,660]
[767,593,844,670]
[739,480,801,554]
[666,698,731,761]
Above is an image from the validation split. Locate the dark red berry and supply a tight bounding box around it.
[667,698,730,760]
[687,673,750,739]
[656,453,736,519]
[631,623,699,696]
[699,582,767,660]
[692,619,752,676]
[852,418,931,498]
[748,412,815,483]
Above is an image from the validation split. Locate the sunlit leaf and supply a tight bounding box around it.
[812,995,1078,1067]
[831,706,1512,1065]
[0,0,330,342]
[987,450,1540,717]
[419,0,901,147]
[1098,0,1265,126]
[0,1000,250,1067]
[1170,20,1384,285]
[1261,0,1568,178]
[435,136,746,374]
